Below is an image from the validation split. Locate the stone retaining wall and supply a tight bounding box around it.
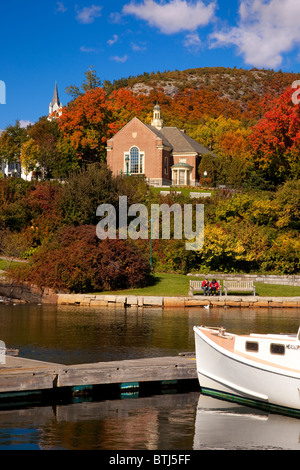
[188,273,300,286]
[0,275,58,304]
[57,293,300,308]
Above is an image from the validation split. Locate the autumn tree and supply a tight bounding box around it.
[249,87,300,185]
[194,116,251,187]
[27,118,58,172]
[58,162,120,226]
[0,121,28,164]
[16,225,151,293]
[0,228,31,268]
[137,90,173,125]
[107,88,142,130]
[171,88,242,124]
[65,66,102,99]
[27,117,79,179]
[20,138,39,179]
[58,86,147,164]
[58,87,117,163]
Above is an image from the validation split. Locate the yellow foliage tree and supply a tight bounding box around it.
[20,138,39,179]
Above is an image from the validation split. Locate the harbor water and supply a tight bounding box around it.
[1,303,300,450]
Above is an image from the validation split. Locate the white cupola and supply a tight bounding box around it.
[151,103,163,130]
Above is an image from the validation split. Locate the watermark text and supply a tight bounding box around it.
[0,81,6,104]
[96,196,204,251]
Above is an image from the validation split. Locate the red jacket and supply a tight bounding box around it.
[210,281,220,289]
[202,280,209,287]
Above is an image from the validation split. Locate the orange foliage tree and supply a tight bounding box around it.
[171,88,242,123]
[107,88,142,130]
[250,87,300,183]
[58,87,116,163]
[58,87,147,164]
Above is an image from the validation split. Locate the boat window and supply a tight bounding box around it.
[270,343,285,355]
[246,341,259,352]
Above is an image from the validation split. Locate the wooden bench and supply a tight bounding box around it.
[223,280,256,296]
[189,280,222,296]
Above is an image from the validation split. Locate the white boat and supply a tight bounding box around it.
[193,325,300,416]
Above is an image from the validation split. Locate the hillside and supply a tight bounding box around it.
[106,66,299,120]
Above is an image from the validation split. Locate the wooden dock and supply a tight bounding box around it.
[0,354,198,404]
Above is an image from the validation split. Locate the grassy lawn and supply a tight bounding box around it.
[99,272,300,297]
[0,259,26,271]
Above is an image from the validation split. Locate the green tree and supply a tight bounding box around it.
[58,163,120,226]
[0,121,28,163]
[198,153,218,186]
[65,66,102,99]
[28,117,79,179]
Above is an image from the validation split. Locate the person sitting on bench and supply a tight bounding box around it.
[202,279,210,296]
[209,279,220,296]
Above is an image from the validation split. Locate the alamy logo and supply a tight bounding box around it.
[291,80,300,105]
[96,196,204,251]
[0,340,6,364]
[0,81,6,104]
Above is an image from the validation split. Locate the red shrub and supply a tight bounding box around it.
[20,225,151,293]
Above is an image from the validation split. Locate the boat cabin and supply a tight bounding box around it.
[234,329,300,371]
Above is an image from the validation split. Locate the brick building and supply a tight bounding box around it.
[106,105,212,186]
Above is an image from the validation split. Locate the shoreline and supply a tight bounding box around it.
[57,293,300,308]
[0,274,300,308]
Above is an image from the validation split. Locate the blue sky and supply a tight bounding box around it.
[1,0,300,130]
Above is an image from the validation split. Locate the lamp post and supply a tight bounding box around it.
[125,155,129,177]
[149,218,153,269]
[203,170,207,188]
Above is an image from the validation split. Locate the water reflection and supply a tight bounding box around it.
[1,303,300,450]
[1,303,300,365]
[1,391,300,450]
[0,392,199,450]
[194,394,300,450]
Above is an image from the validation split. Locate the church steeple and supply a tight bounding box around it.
[52,82,60,106]
[48,82,63,121]
[151,103,163,130]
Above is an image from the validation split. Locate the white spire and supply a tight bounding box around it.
[48,82,63,121]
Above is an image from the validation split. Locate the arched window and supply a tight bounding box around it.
[124,147,144,174]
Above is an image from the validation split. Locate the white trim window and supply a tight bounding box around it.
[125,146,144,174]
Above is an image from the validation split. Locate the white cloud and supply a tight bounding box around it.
[131,41,147,52]
[107,34,119,46]
[80,45,97,53]
[110,54,129,63]
[19,120,33,128]
[109,12,124,24]
[56,2,67,13]
[123,0,216,34]
[76,5,102,24]
[210,0,300,68]
[184,32,201,50]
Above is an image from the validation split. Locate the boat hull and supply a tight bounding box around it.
[194,326,300,414]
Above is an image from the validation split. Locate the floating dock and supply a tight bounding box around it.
[0,354,198,405]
